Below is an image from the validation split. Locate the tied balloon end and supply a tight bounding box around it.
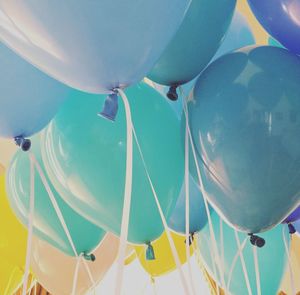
[185,232,195,246]
[167,85,179,101]
[83,252,96,262]
[146,242,155,261]
[14,136,31,152]
[248,233,265,248]
[288,223,296,235]
[98,91,119,121]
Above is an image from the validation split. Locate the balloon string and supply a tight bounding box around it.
[72,254,83,295]
[179,86,226,290]
[22,153,35,295]
[151,277,158,295]
[220,219,225,272]
[252,246,261,295]
[132,127,191,295]
[114,89,133,295]
[226,237,248,291]
[30,154,96,287]
[4,267,22,295]
[184,102,196,295]
[282,226,295,295]
[234,230,252,295]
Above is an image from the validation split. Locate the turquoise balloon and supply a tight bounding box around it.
[41,83,184,244]
[6,137,105,256]
[189,46,300,233]
[168,175,208,234]
[198,213,288,295]
[148,0,236,87]
[0,42,70,138]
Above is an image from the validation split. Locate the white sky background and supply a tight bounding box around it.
[94,256,211,295]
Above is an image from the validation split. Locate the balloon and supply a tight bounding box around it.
[0,41,70,139]
[0,139,17,168]
[148,0,236,99]
[168,174,207,234]
[135,231,194,277]
[248,0,300,55]
[0,173,28,295]
[198,213,288,295]
[0,0,190,94]
[6,137,105,256]
[213,11,255,60]
[279,234,300,294]
[41,83,184,244]
[189,45,300,233]
[31,234,119,295]
[283,206,300,224]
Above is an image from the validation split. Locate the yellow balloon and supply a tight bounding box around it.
[135,231,194,277]
[237,0,269,45]
[279,235,300,294]
[0,173,28,295]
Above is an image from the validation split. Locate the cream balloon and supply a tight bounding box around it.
[31,234,119,295]
[0,138,17,168]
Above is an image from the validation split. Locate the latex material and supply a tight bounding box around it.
[248,0,300,55]
[31,234,119,295]
[148,0,236,87]
[0,174,28,295]
[198,213,288,295]
[0,0,190,94]
[0,42,70,138]
[0,139,17,168]
[189,46,300,233]
[6,137,105,256]
[168,174,207,234]
[41,83,183,244]
[283,206,300,223]
[135,231,194,277]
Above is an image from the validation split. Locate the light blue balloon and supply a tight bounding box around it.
[189,46,300,233]
[6,137,105,256]
[213,11,255,60]
[198,213,288,295]
[168,174,208,234]
[0,42,71,138]
[148,0,236,88]
[0,0,191,94]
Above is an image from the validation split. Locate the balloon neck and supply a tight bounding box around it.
[98,90,119,121]
[185,232,195,246]
[248,233,265,248]
[146,242,155,261]
[288,223,296,235]
[167,85,179,101]
[14,136,31,152]
[83,252,96,262]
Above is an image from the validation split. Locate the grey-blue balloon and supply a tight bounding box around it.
[189,46,300,234]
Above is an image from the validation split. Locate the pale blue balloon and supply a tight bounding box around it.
[168,175,208,234]
[213,11,255,60]
[0,0,191,94]
[0,42,71,138]
[198,213,288,295]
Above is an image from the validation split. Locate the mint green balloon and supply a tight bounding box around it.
[198,213,288,295]
[6,138,105,256]
[41,83,184,244]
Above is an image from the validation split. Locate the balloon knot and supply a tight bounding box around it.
[185,232,195,246]
[167,85,179,101]
[14,136,31,152]
[248,233,265,248]
[98,90,119,121]
[83,252,96,262]
[146,242,155,261]
[288,223,296,235]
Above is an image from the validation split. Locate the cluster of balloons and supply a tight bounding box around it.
[0,0,300,294]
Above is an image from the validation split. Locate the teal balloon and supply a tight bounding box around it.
[41,83,184,244]
[6,137,105,256]
[268,37,285,49]
[148,0,236,87]
[189,46,300,233]
[0,42,70,138]
[198,213,288,295]
[213,11,255,60]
